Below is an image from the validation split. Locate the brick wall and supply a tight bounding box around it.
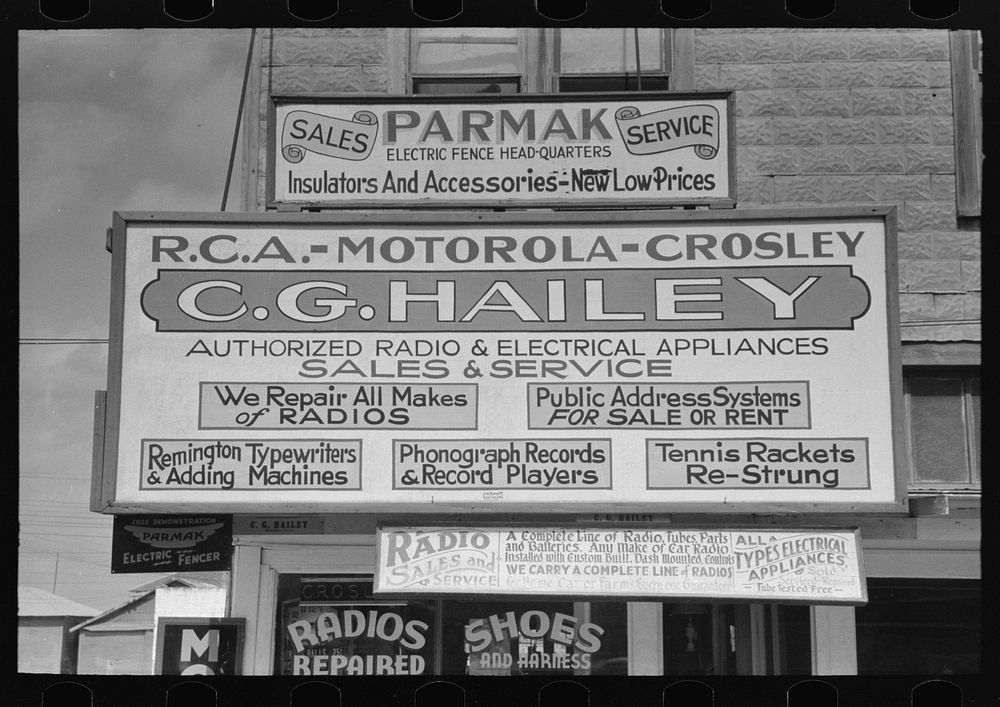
[695,28,980,343]
[249,28,980,344]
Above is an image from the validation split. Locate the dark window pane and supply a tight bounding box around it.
[660,603,809,676]
[856,579,980,674]
[908,377,971,484]
[777,605,811,675]
[662,604,718,675]
[587,602,628,675]
[274,575,436,676]
[413,78,520,94]
[559,75,669,93]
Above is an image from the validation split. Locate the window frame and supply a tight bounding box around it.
[407,28,536,94]
[902,367,981,491]
[404,28,694,95]
[551,28,672,93]
[410,76,523,95]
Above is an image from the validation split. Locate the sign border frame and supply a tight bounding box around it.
[96,206,906,515]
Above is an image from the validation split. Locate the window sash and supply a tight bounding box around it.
[553,29,671,92]
[407,29,681,95]
[904,373,980,489]
[409,28,531,91]
[410,77,522,95]
[556,28,668,75]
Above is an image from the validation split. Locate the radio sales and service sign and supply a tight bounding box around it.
[268,93,734,208]
[111,514,232,572]
[374,526,866,604]
[95,208,903,513]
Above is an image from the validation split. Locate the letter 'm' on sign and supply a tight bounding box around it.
[181,628,219,662]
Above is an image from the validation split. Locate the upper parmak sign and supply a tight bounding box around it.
[268,93,735,209]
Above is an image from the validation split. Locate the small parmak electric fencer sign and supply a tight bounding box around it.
[95,208,904,513]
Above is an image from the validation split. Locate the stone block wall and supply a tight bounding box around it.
[248,28,980,344]
[696,28,980,343]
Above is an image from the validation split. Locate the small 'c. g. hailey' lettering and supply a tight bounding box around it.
[140,266,869,333]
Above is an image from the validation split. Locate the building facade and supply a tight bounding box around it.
[17,587,99,674]
[72,574,228,675]
[105,27,982,677]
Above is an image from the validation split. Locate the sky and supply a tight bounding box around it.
[19,29,250,611]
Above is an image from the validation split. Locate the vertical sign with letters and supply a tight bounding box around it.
[154,618,245,675]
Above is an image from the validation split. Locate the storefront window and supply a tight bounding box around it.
[663,603,739,675]
[411,78,520,95]
[275,575,436,676]
[410,28,523,94]
[662,603,811,675]
[412,28,521,75]
[274,575,628,676]
[856,579,980,674]
[441,600,627,676]
[770,605,812,675]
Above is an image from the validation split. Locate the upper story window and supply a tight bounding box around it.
[410,28,522,94]
[556,29,670,92]
[407,29,681,94]
[904,369,980,491]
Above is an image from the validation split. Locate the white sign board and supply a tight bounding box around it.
[374,526,867,604]
[269,93,734,208]
[98,209,903,512]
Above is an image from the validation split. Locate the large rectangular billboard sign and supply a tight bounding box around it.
[268,93,735,209]
[374,526,867,604]
[96,208,904,512]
